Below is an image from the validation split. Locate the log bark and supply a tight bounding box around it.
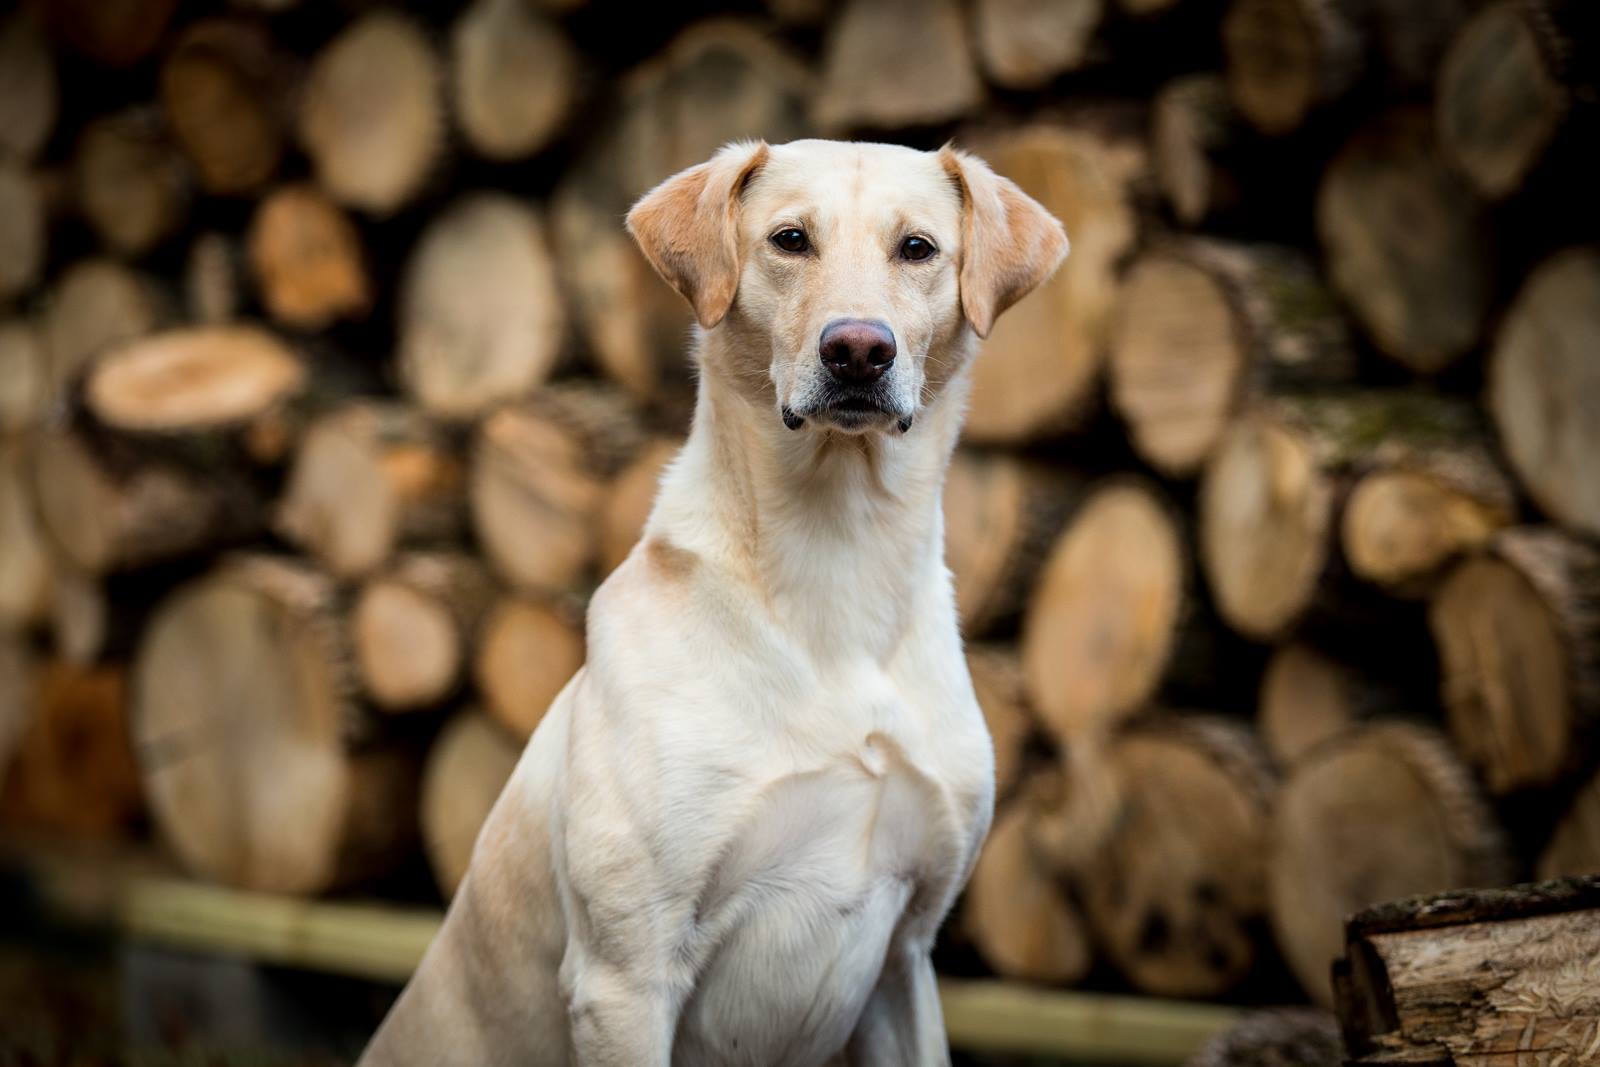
[352,552,494,714]
[450,0,576,161]
[473,595,585,742]
[550,21,811,410]
[0,161,45,306]
[598,436,681,577]
[73,109,187,256]
[160,20,288,196]
[1335,878,1600,1065]
[0,318,49,434]
[814,0,982,131]
[1022,481,1185,741]
[398,194,565,418]
[972,0,1104,91]
[0,9,56,163]
[1539,771,1600,879]
[1316,109,1493,374]
[944,450,1083,638]
[1221,0,1363,135]
[298,12,443,215]
[966,645,1038,803]
[1429,527,1600,795]
[960,122,1145,445]
[1151,74,1249,227]
[1078,717,1276,998]
[276,402,466,580]
[44,259,165,393]
[1108,240,1354,478]
[1488,246,1600,539]
[421,711,521,899]
[185,233,241,326]
[1269,722,1509,1005]
[133,555,419,893]
[44,0,178,67]
[0,439,54,629]
[246,184,369,330]
[470,406,604,595]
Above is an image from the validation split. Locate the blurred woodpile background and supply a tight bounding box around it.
[1,0,1598,1017]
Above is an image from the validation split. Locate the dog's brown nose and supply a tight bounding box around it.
[820,319,895,385]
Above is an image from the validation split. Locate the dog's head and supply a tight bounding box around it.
[627,139,1068,435]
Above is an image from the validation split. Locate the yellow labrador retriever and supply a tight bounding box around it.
[359,139,1067,1066]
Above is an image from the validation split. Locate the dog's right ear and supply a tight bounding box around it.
[626,141,769,330]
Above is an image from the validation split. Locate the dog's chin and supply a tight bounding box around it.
[785,397,912,435]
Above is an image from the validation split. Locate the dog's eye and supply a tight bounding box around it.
[770,228,809,254]
[900,235,937,262]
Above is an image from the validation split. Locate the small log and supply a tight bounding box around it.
[1022,481,1185,741]
[84,325,306,437]
[814,0,981,131]
[944,450,1083,638]
[44,0,178,67]
[44,258,165,393]
[1488,247,1600,538]
[966,645,1038,803]
[1539,770,1600,879]
[298,11,444,215]
[0,660,141,837]
[473,595,585,742]
[74,109,187,256]
[277,402,466,580]
[398,195,565,418]
[1316,109,1493,374]
[0,9,57,162]
[1186,1009,1343,1067]
[160,20,288,196]
[1221,0,1363,135]
[550,21,811,408]
[0,439,54,629]
[1151,74,1249,227]
[185,233,241,326]
[470,406,604,595]
[961,122,1145,445]
[420,711,521,899]
[1078,718,1276,998]
[1257,643,1400,767]
[1269,722,1508,1005]
[0,161,45,305]
[450,0,576,161]
[963,781,1092,984]
[598,436,681,577]
[352,552,494,714]
[1108,240,1354,478]
[135,555,419,893]
[1429,527,1600,795]
[972,0,1104,91]
[246,185,369,330]
[1334,878,1600,1065]
[0,318,49,434]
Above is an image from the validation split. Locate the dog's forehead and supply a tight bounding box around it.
[748,140,960,227]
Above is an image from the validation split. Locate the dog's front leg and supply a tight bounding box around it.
[561,956,677,1067]
[845,942,951,1066]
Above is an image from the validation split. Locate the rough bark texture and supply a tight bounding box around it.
[1185,1009,1344,1067]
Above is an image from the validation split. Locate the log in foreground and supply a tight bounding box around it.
[1334,877,1600,1065]
[421,711,521,898]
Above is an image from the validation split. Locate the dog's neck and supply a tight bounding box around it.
[647,335,971,666]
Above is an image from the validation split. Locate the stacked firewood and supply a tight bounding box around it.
[1,0,1597,1008]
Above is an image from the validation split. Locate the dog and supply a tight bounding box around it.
[359,138,1068,1066]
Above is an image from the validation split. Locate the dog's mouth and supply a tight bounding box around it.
[784,389,913,434]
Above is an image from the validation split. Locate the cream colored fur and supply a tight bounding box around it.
[358,139,1067,1067]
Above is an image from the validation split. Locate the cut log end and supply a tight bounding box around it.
[814,0,981,131]
[972,0,1103,91]
[473,596,584,742]
[74,110,187,256]
[1342,469,1507,589]
[421,712,521,899]
[598,437,680,577]
[247,185,370,329]
[451,0,576,161]
[1222,0,1361,135]
[353,553,493,713]
[160,20,286,195]
[966,646,1037,801]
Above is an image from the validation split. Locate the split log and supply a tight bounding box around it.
[450,0,576,161]
[246,185,369,330]
[598,436,680,577]
[135,556,419,893]
[1221,0,1363,135]
[963,782,1092,984]
[1151,74,1249,228]
[1269,722,1508,1005]
[944,450,1082,638]
[966,645,1038,802]
[972,0,1103,91]
[0,9,56,162]
[1078,718,1275,998]
[961,122,1144,444]
[814,0,981,131]
[1316,109,1493,374]
[298,11,444,215]
[44,0,178,67]
[1257,644,1401,767]
[1429,528,1600,795]
[0,660,141,837]
[30,427,261,576]
[160,20,288,196]
[1539,771,1600,878]
[185,233,240,326]
[1186,1010,1343,1067]
[352,552,494,713]
[277,403,466,579]
[1335,878,1600,1065]
[0,440,53,629]
[470,406,604,595]
[399,195,565,418]
[1022,481,1185,741]
[1108,240,1354,478]
[421,711,521,899]
[84,325,306,438]
[1488,247,1600,538]
[550,21,811,408]
[73,109,187,257]
[473,595,585,742]
[44,259,165,392]
[0,161,45,306]
[0,318,49,434]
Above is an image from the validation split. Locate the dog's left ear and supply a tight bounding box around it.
[626,140,770,329]
[939,146,1070,339]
